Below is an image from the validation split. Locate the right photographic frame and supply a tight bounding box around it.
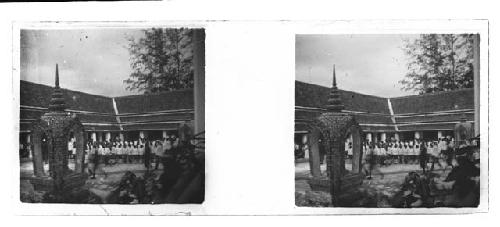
[294,33,485,210]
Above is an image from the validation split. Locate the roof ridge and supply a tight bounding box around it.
[113,88,194,99]
[390,88,475,99]
[295,80,386,99]
[21,80,113,100]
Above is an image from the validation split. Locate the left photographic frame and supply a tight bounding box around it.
[16,23,205,205]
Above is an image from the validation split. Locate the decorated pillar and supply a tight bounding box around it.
[326,64,345,206]
[29,64,87,195]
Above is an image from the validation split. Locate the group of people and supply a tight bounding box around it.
[344,138,456,168]
[83,135,181,179]
[356,137,458,175]
[295,136,462,173]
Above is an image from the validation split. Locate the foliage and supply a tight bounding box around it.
[400,34,475,94]
[124,28,194,94]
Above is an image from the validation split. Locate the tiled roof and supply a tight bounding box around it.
[295,80,476,133]
[390,89,474,114]
[395,112,474,124]
[19,80,194,132]
[114,89,194,114]
[295,80,390,114]
[21,80,114,114]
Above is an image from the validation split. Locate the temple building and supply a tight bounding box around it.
[19,79,194,151]
[19,30,205,161]
[295,79,475,146]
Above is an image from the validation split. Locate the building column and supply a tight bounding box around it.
[394,133,400,141]
[193,29,205,136]
[380,132,387,142]
[97,132,103,142]
[366,132,372,142]
[302,134,309,159]
[437,131,443,139]
[26,134,32,158]
[91,132,97,142]
[473,34,480,136]
[162,130,168,139]
[414,131,420,140]
[105,132,111,141]
[119,133,124,142]
[374,133,378,142]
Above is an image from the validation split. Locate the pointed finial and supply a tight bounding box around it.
[48,63,66,112]
[325,64,344,112]
[333,64,337,87]
[55,63,60,88]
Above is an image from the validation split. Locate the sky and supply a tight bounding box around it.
[21,29,145,97]
[295,34,420,98]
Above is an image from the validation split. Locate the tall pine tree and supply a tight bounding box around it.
[400,34,474,94]
[124,28,194,94]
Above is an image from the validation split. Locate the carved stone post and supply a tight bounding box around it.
[351,129,362,173]
[32,131,44,177]
[329,138,342,206]
[74,130,85,173]
[308,129,321,177]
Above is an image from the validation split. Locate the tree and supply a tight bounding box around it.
[399,34,474,94]
[124,28,194,94]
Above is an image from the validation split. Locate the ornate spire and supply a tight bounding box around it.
[48,64,66,112]
[325,64,344,112]
[55,63,60,88]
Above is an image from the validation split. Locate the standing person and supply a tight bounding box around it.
[122,141,129,163]
[103,141,110,165]
[67,138,74,161]
[366,143,375,179]
[137,140,144,164]
[446,138,456,169]
[439,138,449,171]
[411,141,418,164]
[154,141,164,170]
[144,140,152,171]
[419,141,428,174]
[429,141,441,171]
[88,143,99,179]
[131,140,137,163]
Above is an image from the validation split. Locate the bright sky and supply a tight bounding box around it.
[296,34,420,97]
[21,29,144,97]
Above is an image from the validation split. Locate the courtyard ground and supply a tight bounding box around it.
[295,161,454,207]
[20,159,165,203]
